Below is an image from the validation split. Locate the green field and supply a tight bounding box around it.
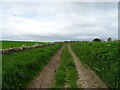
[52,44,78,88]
[1,41,50,49]
[70,41,119,88]
[2,43,63,88]
[1,41,119,88]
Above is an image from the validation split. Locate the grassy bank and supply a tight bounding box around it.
[70,41,119,88]
[2,43,63,88]
[1,41,49,49]
[52,44,78,88]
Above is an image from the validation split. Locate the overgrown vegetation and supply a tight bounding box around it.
[52,44,78,88]
[2,43,63,88]
[70,41,119,88]
[1,41,49,49]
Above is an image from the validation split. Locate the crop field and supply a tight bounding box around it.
[1,41,119,88]
[70,41,119,88]
[2,43,63,88]
[1,41,49,49]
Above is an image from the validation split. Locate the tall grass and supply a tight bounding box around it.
[70,41,119,88]
[2,43,63,88]
[52,44,78,88]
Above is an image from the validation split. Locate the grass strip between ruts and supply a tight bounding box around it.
[52,44,78,88]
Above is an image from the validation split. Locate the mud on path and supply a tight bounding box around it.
[68,44,107,88]
[27,45,65,88]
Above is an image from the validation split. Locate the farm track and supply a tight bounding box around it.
[27,45,65,88]
[68,44,108,88]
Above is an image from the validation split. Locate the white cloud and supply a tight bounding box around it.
[1,2,118,41]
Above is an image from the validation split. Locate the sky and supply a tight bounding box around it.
[0,2,118,42]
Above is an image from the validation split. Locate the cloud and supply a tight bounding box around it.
[1,2,118,41]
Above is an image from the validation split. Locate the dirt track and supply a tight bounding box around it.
[27,45,65,88]
[27,44,108,88]
[68,44,107,88]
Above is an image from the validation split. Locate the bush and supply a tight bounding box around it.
[107,38,112,42]
[93,38,101,42]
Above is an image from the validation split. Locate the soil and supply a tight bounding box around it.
[68,44,108,88]
[27,45,65,88]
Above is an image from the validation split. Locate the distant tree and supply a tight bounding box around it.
[107,37,112,42]
[93,38,101,42]
[64,41,69,43]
